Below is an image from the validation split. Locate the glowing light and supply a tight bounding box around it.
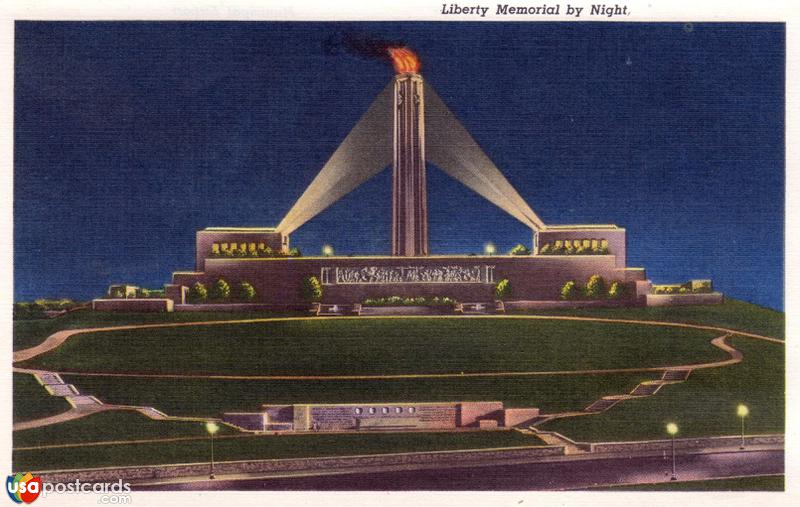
[737,404,749,417]
[205,421,220,435]
[484,242,496,255]
[425,83,547,231]
[666,422,678,436]
[388,47,420,74]
[322,244,334,257]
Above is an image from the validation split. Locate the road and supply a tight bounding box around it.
[136,448,783,491]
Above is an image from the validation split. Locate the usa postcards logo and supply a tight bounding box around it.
[5,474,41,504]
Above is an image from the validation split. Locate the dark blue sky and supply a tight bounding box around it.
[14,22,784,310]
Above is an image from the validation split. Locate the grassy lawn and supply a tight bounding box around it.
[63,372,655,418]
[12,412,541,471]
[590,474,784,491]
[13,410,234,448]
[514,299,784,340]
[13,309,307,351]
[20,317,725,375]
[13,373,72,423]
[541,336,784,441]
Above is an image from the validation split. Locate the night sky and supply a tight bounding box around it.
[14,22,784,310]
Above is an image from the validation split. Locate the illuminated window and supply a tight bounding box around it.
[582,239,591,248]
[408,407,416,414]
[258,243,266,250]
[591,239,599,249]
[395,407,402,414]
[221,243,229,250]
[249,243,256,252]
[211,244,220,254]
[601,239,609,248]
[369,407,376,414]
[382,407,389,414]
[354,407,362,415]
[240,243,247,251]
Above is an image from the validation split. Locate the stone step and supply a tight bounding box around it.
[45,384,79,397]
[662,369,691,381]
[68,395,101,406]
[37,372,64,385]
[630,382,663,396]
[585,398,618,412]
[138,407,169,419]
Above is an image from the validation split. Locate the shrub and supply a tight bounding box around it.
[301,276,323,302]
[209,279,231,301]
[584,275,607,299]
[289,247,302,257]
[538,243,551,255]
[509,244,530,256]
[560,280,580,300]
[237,282,256,302]
[188,282,208,304]
[608,281,626,299]
[360,296,458,307]
[494,279,512,300]
[564,243,575,255]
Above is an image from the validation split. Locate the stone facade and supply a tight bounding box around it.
[172,254,646,305]
[223,401,538,432]
[195,227,288,271]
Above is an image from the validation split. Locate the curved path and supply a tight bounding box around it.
[11,315,781,431]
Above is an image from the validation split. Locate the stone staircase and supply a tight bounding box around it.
[533,368,695,425]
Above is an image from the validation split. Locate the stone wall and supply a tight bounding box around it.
[537,227,627,268]
[590,434,783,454]
[172,255,646,305]
[458,402,504,427]
[645,292,724,307]
[36,445,565,485]
[503,408,542,427]
[91,299,173,312]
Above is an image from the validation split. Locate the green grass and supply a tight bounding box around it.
[13,309,306,351]
[63,373,655,418]
[21,317,725,375]
[541,336,784,441]
[590,474,784,491]
[13,410,233,448]
[13,415,541,471]
[514,299,784,340]
[12,373,71,423]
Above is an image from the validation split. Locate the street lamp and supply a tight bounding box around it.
[322,244,334,257]
[666,422,678,480]
[205,421,220,479]
[484,242,496,256]
[737,404,749,450]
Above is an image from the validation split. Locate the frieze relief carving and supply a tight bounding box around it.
[322,265,494,285]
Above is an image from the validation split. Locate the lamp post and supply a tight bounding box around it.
[484,242,496,256]
[666,422,678,480]
[737,404,749,450]
[205,421,219,479]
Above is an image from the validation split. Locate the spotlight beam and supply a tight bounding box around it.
[276,82,394,235]
[424,83,547,231]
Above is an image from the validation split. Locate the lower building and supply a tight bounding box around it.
[222,401,540,432]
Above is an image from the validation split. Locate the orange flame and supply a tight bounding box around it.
[387,47,420,74]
